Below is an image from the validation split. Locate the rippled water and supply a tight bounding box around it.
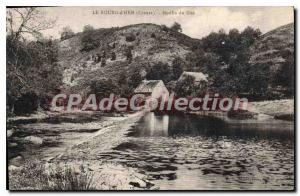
[99,112,294,190]
[9,112,294,190]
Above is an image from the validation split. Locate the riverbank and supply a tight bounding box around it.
[7,99,294,190]
[248,99,294,120]
[8,110,158,190]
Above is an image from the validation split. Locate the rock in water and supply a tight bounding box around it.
[9,156,23,167]
[24,136,43,145]
[7,129,15,138]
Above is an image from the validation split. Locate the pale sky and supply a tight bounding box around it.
[29,6,294,39]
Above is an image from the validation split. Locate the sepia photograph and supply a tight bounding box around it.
[6,6,295,191]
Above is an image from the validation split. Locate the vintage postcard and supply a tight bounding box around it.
[6,6,295,190]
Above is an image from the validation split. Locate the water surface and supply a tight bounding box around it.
[101,112,294,190]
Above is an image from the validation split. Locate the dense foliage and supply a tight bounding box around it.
[7,36,63,115]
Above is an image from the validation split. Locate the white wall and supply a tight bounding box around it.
[151,81,169,100]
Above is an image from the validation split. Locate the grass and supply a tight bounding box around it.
[9,160,95,190]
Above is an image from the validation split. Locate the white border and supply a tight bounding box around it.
[1,0,298,195]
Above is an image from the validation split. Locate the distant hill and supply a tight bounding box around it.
[248,23,294,97]
[57,22,294,98]
[249,23,294,77]
[58,23,199,90]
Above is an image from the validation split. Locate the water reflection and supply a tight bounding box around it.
[129,112,294,141]
[136,113,169,137]
[115,112,294,190]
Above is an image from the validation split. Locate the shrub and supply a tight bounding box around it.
[111,52,116,61]
[172,57,184,80]
[101,58,106,67]
[82,25,94,33]
[48,165,94,190]
[81,29,100,52]
[175,75,196,96]
[146,62,172,83]
[170,22,182,32]
[125,33,136,42]
[9,160,95,190]
[128,69,142,89]
[161,25,169,32]
[13,92,39,115]
[125,48,133,62]
[60,26,75,41]
[89,77,119,98]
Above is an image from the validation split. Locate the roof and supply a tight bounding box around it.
[134,80,162,93]
[179,71,208,82]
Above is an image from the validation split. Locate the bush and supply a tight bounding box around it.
[83,25,94,33]
[60,26,75,41]
[172,58,183,80]
[161,25,169,32]
[89,77,119,98]
[125,33,136,42]
[170,22,182,32]
[111,52,116,60]
[146,62,172,83]
[125,48,133,62]
[48,165,94,190]
[13,92,39,115]
[7,37,63,115]
[128,69,142,89]
[9,160,95,190]
[101,58,106,67]
[81,30,100,52]
[175,75,196,96]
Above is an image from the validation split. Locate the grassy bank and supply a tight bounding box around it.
[9,160,156,190]
[9,160,94,190]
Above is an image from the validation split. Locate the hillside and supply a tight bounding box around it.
[247,23,294,98]
[249,23,294,77]
[58,23,199,91]
[57,22,294,98]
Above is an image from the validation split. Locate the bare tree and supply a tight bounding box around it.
[6,7,56,40]
[6,8,60,114]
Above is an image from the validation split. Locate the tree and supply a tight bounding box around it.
[83,24,94,32]
[89,77,119,98]
[81,25,99,51]
[60,26,75,40]
[172,58,183,80]
[200,26,265,96]
[170,22,182,32]
[274,52,294,96]
[246,63,270,96]
[6,8,55,41]
[101,58,106,67]
[7,37,63,114]
[111,52,116,61]
[125,47,133,62]
[175,75,196,97]
[128,69,142,89]
[240,27,261,47]
[6,8,62,114]
[118,72,131,96]
[146,62,172,83]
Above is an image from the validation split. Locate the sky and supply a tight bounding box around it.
[16,6,294,39]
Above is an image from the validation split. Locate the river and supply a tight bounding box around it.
[8,112,294,190]
[99,112,294,190]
